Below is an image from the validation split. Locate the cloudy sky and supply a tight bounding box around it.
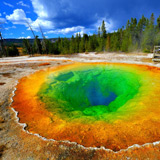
[0,0,160,39]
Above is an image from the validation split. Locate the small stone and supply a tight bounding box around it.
[0,117,5,123]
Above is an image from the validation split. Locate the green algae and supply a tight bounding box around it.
[38,65,141,122]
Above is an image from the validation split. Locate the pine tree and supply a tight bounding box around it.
[63,38,70,54]
[106,34,110,51]
[75,33,80,53]
[0,32,6,57]
[70,35,75,54]
[7,44,19,57]
[33,36,42,54]
[137,15,147,48]
[157,16,160,30]
[98,27,101,38]
[130,18,138,45]
[79,37,85,53]
[154,16,160,45]
[142,13,155,52]
[121,20,132,52]
[23,39,32,55]
[101,20,107,38]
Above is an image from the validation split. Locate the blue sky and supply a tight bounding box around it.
[0,0,160,39]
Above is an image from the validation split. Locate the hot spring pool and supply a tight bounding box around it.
[12,63,160,151]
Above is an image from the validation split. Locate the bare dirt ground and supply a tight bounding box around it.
[1,52,160,160]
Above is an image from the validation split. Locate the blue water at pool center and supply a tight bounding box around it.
[86,81,117,107]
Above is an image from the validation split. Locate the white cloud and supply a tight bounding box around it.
[0,18,6,23]
[3,2,14,8]
[31,0,57,18]
[5,26,17,30]
[6,9,55,32]
[31,18,55,31]
[30,0,75,28]
[17,1,30,8]
[22,32,25,34]
[3,33,13,36]
[12,26,16,29]
[94,17,114,32]
[10,33,13,35]
[18,36,31,39]
[6,9,32,25]
[6,0,115,36]
[30,0,115,34]
[74,31,84,37]
[3,12,6,15]
[45,26,85,35]
[0,13,2,17]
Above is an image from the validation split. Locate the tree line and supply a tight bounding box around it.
[1,13,160,57]
[22,20,108,55]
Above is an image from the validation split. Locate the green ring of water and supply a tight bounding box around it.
[38,65,141,122]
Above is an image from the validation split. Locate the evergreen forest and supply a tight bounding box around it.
[1,13,160,57]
